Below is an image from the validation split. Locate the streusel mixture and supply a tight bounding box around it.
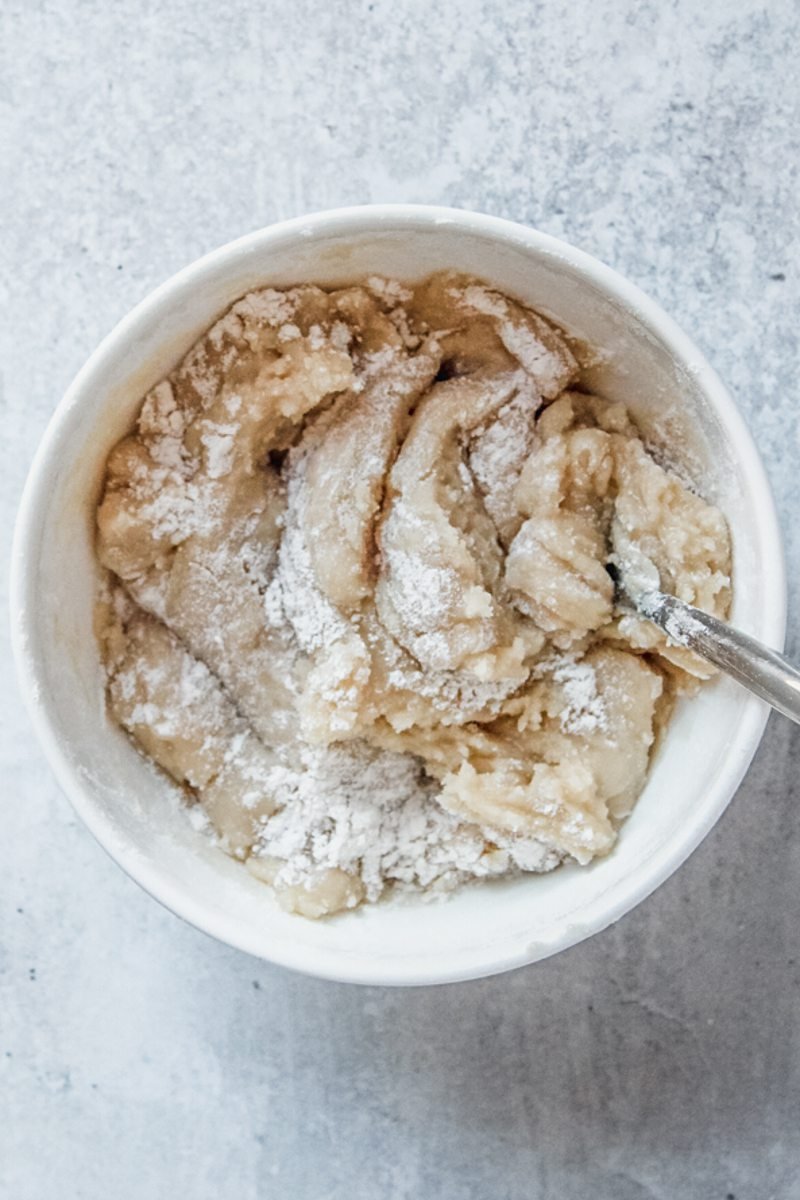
[95,273,731,917]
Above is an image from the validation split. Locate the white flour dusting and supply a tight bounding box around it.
[455,284,575,397]
[661,602,708,646]
[550,659,608,735]
[264,451,353,652]
[252,741,558,898]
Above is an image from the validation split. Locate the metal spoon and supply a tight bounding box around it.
[607,564,800,725]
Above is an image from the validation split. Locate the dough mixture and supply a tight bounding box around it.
[95,273,731,917]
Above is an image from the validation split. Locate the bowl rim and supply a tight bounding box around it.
[10,203,787,986]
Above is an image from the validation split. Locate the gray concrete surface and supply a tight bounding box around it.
[2,1,799,1196]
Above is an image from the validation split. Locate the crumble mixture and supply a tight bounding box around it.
[95,272,731,918]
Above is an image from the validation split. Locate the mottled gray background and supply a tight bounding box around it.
[2,1,799,1197]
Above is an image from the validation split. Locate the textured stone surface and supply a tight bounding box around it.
[2,1,800,1196]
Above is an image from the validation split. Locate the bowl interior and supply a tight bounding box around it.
[13,210,784,984]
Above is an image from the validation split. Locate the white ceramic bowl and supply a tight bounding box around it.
[11,205,786,986]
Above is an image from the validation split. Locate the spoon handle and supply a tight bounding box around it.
[639,591,800,725]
